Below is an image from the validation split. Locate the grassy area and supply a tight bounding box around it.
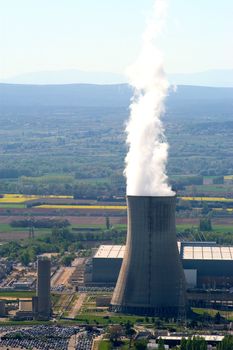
[0,223,28,232]
[192,307,219,317]
[99,340,111,350]
[0,320,52,326]
[186,185,233,193]
[176,224,198,231]
[99,340,130,350]
[74,314,148,325]
[0,203,26,208]
[212,225,233,233]
[0,223,50,234]
[36,204,127,210]
[176,223,233,233]
[71,224,105,229]
[71,223,126,230]
[192,307,233,321]
[0,291,35,298]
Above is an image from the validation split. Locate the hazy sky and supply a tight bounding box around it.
[1,0,232,79]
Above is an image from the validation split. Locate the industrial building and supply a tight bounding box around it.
[14,300,33,321]
[33,256,51,321]
[92,241,233,289]
[111,196,187,317]
[13,257,51,321]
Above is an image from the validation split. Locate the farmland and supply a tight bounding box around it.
[0,193,72,204]
[0,192,233,243]
[36,204,127,210]
[180,196,233,203]
[0,90,233,198]
[1,192,233,209]
[0,90,233,256]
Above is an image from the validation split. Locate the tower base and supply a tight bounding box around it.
[110,304,184,318]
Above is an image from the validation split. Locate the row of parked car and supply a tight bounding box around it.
[0,325,101,350]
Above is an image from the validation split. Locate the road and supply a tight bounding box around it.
[68,293,86,319]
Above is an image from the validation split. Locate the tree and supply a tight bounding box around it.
[124,321,135,348]
[199,217,212,231]
[186,338,192,350]
[134,339,147,350]
[20,251,30,266]
[107,325,123,345]
[202,202,210,215]
[217,335,233,350]
[61,254,75,266]
[180,338,187,350]
[106,216,110,230]
[214,311,221,324]
[158,338,165,350]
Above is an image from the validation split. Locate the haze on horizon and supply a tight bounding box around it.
[1,0,232,83]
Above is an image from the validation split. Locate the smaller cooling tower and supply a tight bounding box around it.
[111,195,187,317]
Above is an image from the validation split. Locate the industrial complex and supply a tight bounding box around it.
[92,242,233,289]
[2,257,52,321]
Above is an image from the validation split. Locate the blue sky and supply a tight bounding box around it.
[1,0,232,79]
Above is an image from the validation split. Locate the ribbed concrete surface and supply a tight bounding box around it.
[111,195,186,316]
[37,258,51,320]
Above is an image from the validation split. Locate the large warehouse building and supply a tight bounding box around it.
[92,242,233,289]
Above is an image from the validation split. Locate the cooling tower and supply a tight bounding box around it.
[111,195,187,317]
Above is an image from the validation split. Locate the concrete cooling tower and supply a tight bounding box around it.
[111,195,187,317]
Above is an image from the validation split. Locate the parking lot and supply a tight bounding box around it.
[75,331,98,350]
[0,325,101,350]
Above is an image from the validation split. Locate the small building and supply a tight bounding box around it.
[159,335,224,348]
[12,278,35,290]
[19,299,32,312]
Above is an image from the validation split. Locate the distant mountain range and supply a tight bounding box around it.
[1,70,125,85]
[1,69,233,87]
[169,69,233,88]
[0,84,232,121]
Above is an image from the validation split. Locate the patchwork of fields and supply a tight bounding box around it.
[0,193,233,242]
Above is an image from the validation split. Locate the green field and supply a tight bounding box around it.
[74,314,147,325]
[212,225,233,233]
[176,223,233,233]
[0,223,50,234]
[0,291,35,298]
[99,340,130,350]
[187,185,233,193]
[192,307,233,321]
[0,223,28,232]
[0,204,26,208]
[176,224,198,231]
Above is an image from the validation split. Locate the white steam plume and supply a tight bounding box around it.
[125,0,174,197]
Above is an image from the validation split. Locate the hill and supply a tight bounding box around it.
[0,83,232,121]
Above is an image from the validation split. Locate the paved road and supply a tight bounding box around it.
[69,293,86,319]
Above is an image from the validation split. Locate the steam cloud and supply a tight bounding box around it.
[125,0,174,197]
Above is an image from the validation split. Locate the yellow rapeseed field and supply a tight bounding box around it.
[213,208,233,212]
[1,193,233,206]
[0,194,73,204]
[36,204,127,210]
[180,196,233,203]
[0,195,38,203]
[224,175,233,180]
